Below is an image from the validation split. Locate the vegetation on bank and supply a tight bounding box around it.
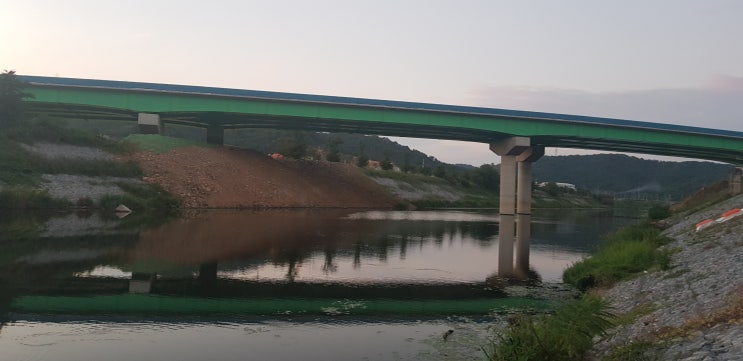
[123,133,214,154]
[366,168,610,209]
[485,205,676,360]
[0,118,179,212]
[485,295,614,361]
[562,223,672,291]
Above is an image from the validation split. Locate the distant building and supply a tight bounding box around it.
[537,182,577,191]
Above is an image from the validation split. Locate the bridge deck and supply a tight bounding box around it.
[18,75,743,164]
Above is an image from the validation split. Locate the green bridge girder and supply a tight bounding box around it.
[18,75,743,164]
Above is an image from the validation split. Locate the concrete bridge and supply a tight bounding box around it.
[18,75,743,277]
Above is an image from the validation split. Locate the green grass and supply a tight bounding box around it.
[0,119,142,187]
[484,295,615,361]
[0,187,70,209]
[562,224,672,290]
[123,134,213,153]
[0,119,182,211]
[5,117,136,154]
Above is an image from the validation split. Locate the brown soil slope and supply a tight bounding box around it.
[131,146,400,209]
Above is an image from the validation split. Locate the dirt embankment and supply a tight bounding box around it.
[130,146,401,209]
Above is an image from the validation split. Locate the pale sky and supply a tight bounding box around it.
[2,0,742,165]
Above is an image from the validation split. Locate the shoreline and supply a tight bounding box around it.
[589,193,743,360]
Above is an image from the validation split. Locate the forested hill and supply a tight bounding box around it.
[532,154,733,200]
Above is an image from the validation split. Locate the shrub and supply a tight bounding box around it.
[647,204,671,221]
[563,224,671,290]
[0,187,69,209]
[484,295,614,361]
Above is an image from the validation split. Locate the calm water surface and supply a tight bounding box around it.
[0,209,636,360]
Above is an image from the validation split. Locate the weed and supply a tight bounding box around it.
[663,268,690,279]
[614,304,657,326]
[484,294,615,361]
[563,224,671,290]
[602,340,658,361]
[0,187,70,209]
[659,284,743,340]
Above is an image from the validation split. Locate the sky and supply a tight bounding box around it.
[2,0,742,165]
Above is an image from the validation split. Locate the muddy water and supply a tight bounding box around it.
[0,209,635,360]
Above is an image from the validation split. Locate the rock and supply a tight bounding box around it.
[115,204,132,213]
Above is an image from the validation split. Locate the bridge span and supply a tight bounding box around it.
[18,75,743,277]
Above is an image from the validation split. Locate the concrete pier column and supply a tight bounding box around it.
[499,155,517,276]
[138,113,162,134]
[515,147,544,277]
[490,137,531,277]
[730,168,742,195]
[206,125,225,145]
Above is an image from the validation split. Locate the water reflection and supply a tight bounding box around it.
[0,208,636,360]
[0,208,636,314]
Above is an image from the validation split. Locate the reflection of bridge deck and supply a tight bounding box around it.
[6,277,556,317]
[11,276,507,299]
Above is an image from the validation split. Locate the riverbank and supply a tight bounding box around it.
[3,128,608,210]
[128,145,401,209]
[589,193,743,360]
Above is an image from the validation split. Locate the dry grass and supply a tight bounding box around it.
[658,284,743,339]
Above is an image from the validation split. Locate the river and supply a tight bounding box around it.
[0,208,637,360]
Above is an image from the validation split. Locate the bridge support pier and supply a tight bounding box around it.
[490,137,542,278]
[515,147,544,278]
[206,125,225,145]
[730,168,742,195]
[138,113,162,134]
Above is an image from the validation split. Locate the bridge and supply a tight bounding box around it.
[17,75,743,277]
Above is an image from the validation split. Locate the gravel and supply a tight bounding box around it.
[18,142,143,203]
[589,193,743,360]
[39,174,142,203]
[21,142,114,161]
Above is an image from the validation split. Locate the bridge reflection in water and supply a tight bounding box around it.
[1,209,629,318]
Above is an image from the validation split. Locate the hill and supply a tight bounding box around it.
[533,154,733,200]
[63,118,734,200]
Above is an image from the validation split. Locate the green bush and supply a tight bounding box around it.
[0,187,70,209]
[647,204,671,221]
[485,295,614,361]
[563,224,671,290]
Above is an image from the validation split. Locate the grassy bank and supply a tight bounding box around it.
[0,119,179,211]
[562,223,672,291]
[0,119,139,186]
[485,295,614,361]
[485,210,674,360]
[366,169,609,209]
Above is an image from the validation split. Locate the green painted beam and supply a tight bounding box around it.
[21,84,743,164]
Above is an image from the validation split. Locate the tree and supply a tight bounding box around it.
[356,154,369,168]
[277,131,307,159]
[380,157,393,171]
[471,164,500,191]
[542,182,561,196]
[326,137,342,162]
[0,70,33,126]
